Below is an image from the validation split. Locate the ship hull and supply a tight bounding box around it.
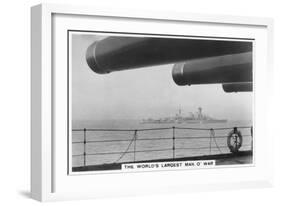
[141,108,227,124]
[141,119,227,124]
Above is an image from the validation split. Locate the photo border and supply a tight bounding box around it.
[67,30,255,175]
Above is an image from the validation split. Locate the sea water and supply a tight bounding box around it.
[72,120,252,167]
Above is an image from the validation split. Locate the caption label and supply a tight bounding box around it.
[122,160,216,171]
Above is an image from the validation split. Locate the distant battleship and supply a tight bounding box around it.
[141,107,227,124]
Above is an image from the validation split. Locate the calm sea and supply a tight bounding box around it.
[72,120,252,167]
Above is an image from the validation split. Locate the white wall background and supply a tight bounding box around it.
[0,0,280,205]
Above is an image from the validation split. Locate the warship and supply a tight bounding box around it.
[141,107,227,124]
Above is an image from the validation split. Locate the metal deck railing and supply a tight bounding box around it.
[72,126,253,167]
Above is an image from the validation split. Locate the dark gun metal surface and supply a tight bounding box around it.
[172,52,252,85]
[86,37,252,74]
[222,82,253,93]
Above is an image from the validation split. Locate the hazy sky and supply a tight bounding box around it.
[71,33,252,121]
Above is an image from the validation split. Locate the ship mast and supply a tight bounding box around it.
[198,107,203,120]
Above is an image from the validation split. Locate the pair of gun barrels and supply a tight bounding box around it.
[86,37,253,92]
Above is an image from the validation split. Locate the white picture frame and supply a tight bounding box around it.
[31,3,274,201]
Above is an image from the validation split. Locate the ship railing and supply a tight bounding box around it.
[72,126,253,167]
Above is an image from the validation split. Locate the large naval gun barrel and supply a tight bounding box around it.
[86,37,252,74]
[172,52,252,85]
[222,82,252,93]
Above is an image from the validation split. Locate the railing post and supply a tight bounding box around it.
[83,128,86,167]
[250,126,253,152]
[209,129,212,155]
[172,127,175,159]
[134,130,137,162]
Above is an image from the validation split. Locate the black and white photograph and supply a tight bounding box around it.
[69,31,253,173]
[25,1,279,203]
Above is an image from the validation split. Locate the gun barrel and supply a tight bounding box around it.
[222,82,253,92]
[172,52,252,85]
[86,37,252,74]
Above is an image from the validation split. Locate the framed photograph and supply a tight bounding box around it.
[31,3,274,201]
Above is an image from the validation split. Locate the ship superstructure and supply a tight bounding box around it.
[141,107,227,124]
